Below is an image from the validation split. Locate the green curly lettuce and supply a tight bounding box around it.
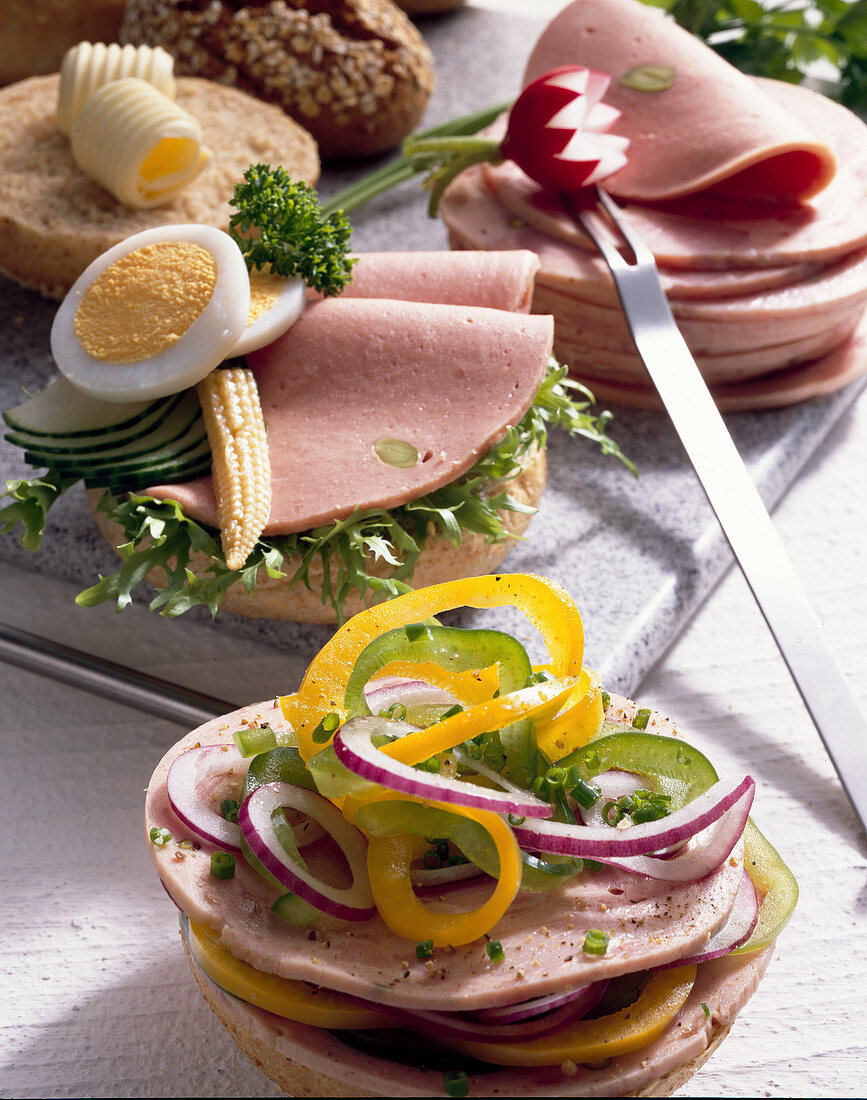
[1,362,633,623]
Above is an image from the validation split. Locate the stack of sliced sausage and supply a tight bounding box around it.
[440,0,867,411]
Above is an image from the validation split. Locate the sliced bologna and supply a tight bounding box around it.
[523,0,836,203]
[146,298,552,533]
[341,249,539,312]
[441,165,820,301]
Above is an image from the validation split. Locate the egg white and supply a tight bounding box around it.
[50,224,251,403]
[232,272,305,357]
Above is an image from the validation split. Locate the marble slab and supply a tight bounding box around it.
[1,1,864,698]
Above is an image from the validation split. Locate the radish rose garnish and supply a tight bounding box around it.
[501,65,629,191]
[402,64,629,215]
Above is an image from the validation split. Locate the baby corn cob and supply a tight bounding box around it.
[197,366,271,570]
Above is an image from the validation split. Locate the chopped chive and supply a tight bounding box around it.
[601,690,610,708]
[462,739,482,759]
[448,855,469,866]
[570,777,602,809]
[383,702,407,721]
[423,850,442,869]
[486,939,505,961]
[416,939,434,959]
[545,765,567,788]
[532,775,550,798]
[632,708,651,730]
[405,622,431,642]
[149,826,171,847]
[508,813,526,826]
[701,1001,710,1018]
[582,747,602,770]
[583,929,610,956]
[220,798,239,823]
[210,851,236,879]
[443,1070,469,1098]
[233,724,279,757]
[442,704,464,719]
[424,756,441,773]
[311,712,340,744]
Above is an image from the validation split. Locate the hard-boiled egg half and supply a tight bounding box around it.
[233,269,305,358]
[51,224,251,402]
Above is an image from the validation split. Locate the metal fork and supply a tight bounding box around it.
[565,186,867,835]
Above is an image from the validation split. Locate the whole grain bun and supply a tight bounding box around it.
[0,1,125,86]
[86,445,546,624]
[119,0,435,159]
[0,73,319,300]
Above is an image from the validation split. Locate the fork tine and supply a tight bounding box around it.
[595,187,657,266]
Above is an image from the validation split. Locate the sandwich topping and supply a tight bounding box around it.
[145,573,797,1095]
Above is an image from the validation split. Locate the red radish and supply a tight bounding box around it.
[501,65,629,191]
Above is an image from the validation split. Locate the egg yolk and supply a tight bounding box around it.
[74,241,218,363]
[248,269,286,325]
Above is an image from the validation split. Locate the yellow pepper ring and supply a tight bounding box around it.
[382,677,582,767]
[281,574,585,760]
[366,803,522,947]
[444,965,697,1066]
[185,919,399,1029]
[535,667,606,760]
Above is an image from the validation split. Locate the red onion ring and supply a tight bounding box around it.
[333,716,553,818]
[238,781,376,922]
[165,744,246,853]
[364,678,458,715]
[337,990,591,1043]
[511,775,754,865]
[474,979,608,1024]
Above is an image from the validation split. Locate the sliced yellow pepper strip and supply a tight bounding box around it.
[376,658,500,706]
[382,677,582,767]
[535,667,605,761]
[366,803,522,947]
[185,919,398,1029]
[444,965,697,1066]
[281,574,584,760]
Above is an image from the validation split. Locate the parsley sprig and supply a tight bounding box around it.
[652,0,867,108]
[229,164,356,295]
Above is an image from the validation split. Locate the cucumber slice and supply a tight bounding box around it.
[85,446,213,492]
[66,422,211,480]
[3,376,164,437]
[5,390,186,456]
[24,393,205,473]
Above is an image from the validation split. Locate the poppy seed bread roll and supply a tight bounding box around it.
[119,0,436,158]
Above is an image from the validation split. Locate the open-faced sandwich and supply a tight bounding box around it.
[145,572,797,1096]
[1,149,629,623]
